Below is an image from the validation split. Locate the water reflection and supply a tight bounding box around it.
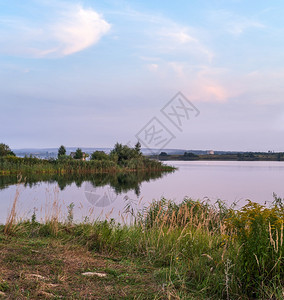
[84,182,118,207]
[1,161,284,224]
[0,170,172,196]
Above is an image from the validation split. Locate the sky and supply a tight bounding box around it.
[1,0,284,151]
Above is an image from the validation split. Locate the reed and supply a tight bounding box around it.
[4,176,22,235]
[0,155,175,176]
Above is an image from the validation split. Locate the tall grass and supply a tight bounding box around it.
[2,196,284,299]
[0,155,175,175]
[73,198,284,298]
[44,187,61,236]
[227,198,284,298]
[4,176,22,235]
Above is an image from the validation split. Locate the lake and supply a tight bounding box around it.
[1,160,284,224]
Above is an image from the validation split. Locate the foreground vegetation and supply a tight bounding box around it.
[1,196,283,299]
[0,227,161,299]
[0,143,174,175]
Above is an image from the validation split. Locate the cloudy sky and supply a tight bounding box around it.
[0,0,284,151]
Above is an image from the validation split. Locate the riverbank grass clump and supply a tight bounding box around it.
[1,197,283,299]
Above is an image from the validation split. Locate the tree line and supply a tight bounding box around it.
[57,142,142,164]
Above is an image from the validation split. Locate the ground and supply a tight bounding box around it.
[0,233,165,299]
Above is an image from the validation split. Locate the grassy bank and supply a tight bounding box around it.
[0,155,174,176]
[1,197,283,299]
[0,143,175,176]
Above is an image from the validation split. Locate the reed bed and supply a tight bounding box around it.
[0,155,174,176]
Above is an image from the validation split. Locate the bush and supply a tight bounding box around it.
[228,199,284,297]
[91,151,109,161]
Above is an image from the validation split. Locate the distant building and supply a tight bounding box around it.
[207,150,214,155]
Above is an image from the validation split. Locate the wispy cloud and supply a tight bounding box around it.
[187,68,230,103]
[156,26,214,62]
[110,7,213,62]
[117,8,217,99]
[125,11,220,101]
[0,3,111,58]
[159,28,197,44]
[50,5,111,56]
[210,9,265,36]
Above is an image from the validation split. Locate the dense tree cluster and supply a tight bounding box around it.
[159,152,168,156]
[110,142,142,164]
[0,143,15,157]
[183,152,198,159]
[74,148,84,160]
[91,151,109,161]
[57,142,143,164]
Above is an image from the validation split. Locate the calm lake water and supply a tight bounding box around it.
[1,161,284,224]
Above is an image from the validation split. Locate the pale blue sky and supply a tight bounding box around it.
[1,0,284,151]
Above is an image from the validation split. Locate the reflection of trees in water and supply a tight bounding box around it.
[0,170,173,196]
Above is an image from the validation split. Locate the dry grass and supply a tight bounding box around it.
[0,232,164,299]
[4,176,22,235]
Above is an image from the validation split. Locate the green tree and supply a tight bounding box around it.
[58,145,66,158]
[91,151,109,160]
[74,148,83,160]
[0,143,15,157]
[183,152,198,159]
[159,152,168,156]
[110,143,140,164]
[135,141,142,156]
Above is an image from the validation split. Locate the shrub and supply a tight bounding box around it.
[228,199,284,297]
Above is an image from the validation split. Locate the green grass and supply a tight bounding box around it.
[1,197,284,299]
[0,155,175,176]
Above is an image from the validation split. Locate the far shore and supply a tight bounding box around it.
[150,151,284,162]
